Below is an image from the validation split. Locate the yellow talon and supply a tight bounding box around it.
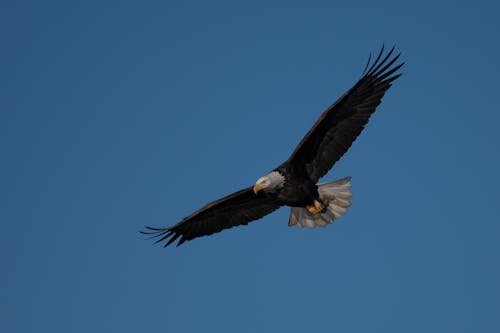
[306,200,325,215]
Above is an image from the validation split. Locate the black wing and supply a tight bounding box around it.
[142,188,282,247]
[286,46,404,182]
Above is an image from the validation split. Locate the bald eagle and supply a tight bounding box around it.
[142,46,403,247]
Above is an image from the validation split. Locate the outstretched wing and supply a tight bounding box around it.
[142,188,282,247]
[286,46,404,182]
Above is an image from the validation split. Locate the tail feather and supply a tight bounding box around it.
[288,177,352,229]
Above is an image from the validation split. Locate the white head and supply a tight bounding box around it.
[253,171,285,194]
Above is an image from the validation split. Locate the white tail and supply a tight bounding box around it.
[288,177,352,228]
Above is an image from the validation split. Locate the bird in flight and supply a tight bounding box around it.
[142,46,404,247]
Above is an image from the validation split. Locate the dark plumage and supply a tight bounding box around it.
[142,46,404,247]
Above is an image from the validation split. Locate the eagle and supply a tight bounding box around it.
[142,46,403,247]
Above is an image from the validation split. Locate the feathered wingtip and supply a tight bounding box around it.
[140,226,183,247]
[361,44,404,83]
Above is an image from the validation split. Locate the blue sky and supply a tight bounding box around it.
[2,0,499,332]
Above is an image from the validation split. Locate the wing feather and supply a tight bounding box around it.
[286,46,404,182]
[142,187,282,247]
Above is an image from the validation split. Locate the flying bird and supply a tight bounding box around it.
[142,46,404,247]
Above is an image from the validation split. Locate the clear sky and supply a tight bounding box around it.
[2,0,499,332]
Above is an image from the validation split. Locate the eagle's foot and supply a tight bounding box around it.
[306,199,326,215]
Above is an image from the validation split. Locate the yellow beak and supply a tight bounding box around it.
[253,183,266,194]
